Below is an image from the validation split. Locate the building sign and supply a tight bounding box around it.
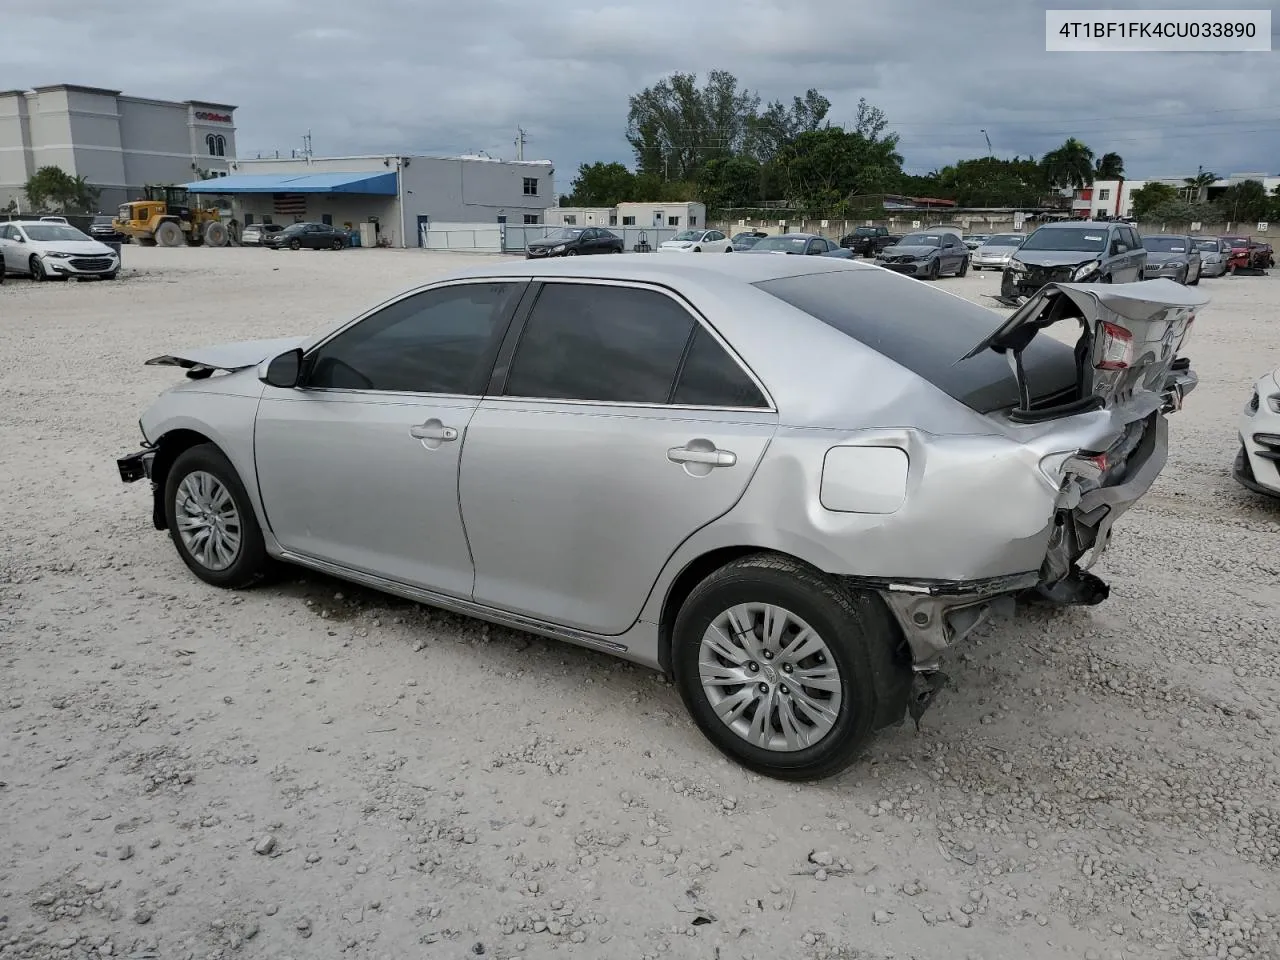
[195,111,232,123]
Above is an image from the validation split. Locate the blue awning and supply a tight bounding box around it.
[183,171,398,195]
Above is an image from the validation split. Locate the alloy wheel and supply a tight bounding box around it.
[698,602,843,752]
[174,471,243,571]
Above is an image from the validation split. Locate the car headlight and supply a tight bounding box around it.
[1072,260,1100,280]
[1007,258,1027,273]
[552,244,566,253]
[1269,394,1280,414]
[45,251,75,259]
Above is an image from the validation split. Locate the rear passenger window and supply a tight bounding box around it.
[673,327,768,408]
[505,283,695,404]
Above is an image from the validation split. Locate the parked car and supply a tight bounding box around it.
[38,215,69,224]
[1235,362,1280,498]
[1001,221,1145,302]
[839,225,901,257]
[730,230,769,251]
[1192,237,1231,278]
[962,234,991,251]
[970,233,1026,271]
[264,222,351,251]
[658,229,734,253]
[525,227,624,258]
[88,215,125,243]
[116,255,1202,779]
[874,230,970,279]
[1220,236,1274,273]
[740,233,853,257]
[0,220,120,280]
[241,223,286,247]
[1141,235,1201,285]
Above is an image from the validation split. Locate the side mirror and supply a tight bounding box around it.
[261,348,303,388]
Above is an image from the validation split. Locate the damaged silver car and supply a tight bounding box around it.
[117,256,1204,780]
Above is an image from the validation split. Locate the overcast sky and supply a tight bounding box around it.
[3,0,1277,189]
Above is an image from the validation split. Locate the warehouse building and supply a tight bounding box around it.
[0,83,235,211]
[186,154,555,248]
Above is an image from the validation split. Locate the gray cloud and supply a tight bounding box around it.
[3,0,1276,190]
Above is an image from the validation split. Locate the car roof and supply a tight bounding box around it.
[1035,220,1116,229]
[446,250,870,285]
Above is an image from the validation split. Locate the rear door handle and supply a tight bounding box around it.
[667,445,737,467]
[409,421,458,441]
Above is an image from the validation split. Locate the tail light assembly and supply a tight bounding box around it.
[1096,321,1134,371]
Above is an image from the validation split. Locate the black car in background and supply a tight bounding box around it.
[525,227,625,258]
[1000,220,1146,302]
[88,215,125,243]
[264,222,350,250]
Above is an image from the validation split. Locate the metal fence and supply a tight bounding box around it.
[415,222,684,254]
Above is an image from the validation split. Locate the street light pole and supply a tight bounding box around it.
[981,129,993,158]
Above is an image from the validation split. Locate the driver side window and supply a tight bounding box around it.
[306,282,524,394]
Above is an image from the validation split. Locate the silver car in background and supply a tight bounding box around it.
[1192,236,1230,278]
[117,256,1203,781]
[970,233,1027,271]
[1142,234,1202,285]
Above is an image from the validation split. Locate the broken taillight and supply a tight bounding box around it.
[1096,321,1134,371]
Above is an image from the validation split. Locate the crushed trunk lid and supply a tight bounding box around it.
[145,336,309,378]
[960,278,1207,422]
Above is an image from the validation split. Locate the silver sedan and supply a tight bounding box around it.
[970,233,1027,271]
[117,256,1204,780]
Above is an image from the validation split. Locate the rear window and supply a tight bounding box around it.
[754,269,1076,413]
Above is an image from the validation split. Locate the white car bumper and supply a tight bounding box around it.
[1235,370,1280,497]
[40,252,119,276]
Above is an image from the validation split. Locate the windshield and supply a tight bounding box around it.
[751,236,808,253]
[1193,239,1219,251]
[898,233,943,247]
[1142,237,1189,253]
[542,228,583,241]
[1222,237,1249,246]
[984,234,1025,246]
[1019,227,1107,252]
[21,224,92,242]
[672,230,701,241]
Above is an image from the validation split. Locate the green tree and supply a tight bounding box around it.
[1146,200,1224,224]
[1041,138,1095,190]
[1094,152,1125,179]
[1129,182,1180,220]
[697,155,762,209]
[778,125,904,215]
[567,162,637,206]
[933,156,1045,207]
[1218,179,1269,223]
[625,70,761,181]
[24,165,99,213]
[745,89,831,163]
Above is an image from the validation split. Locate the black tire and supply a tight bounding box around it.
[1188,266,1200,286]
[30,256,48,281]
[926,258,940,281]
[693,247,702,252]
[566,249,579,256]
[102,271,118,281]
[164,443,271,590]
[1176,268,1187,286]
[672,552,909,781]
[289,239,301,251]
[331,238,343,250]
[155,221,184,248]
[957,256,969,277]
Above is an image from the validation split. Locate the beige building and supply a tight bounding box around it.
[0,83,236,212]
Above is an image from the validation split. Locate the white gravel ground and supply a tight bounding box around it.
[1,246,1278,960]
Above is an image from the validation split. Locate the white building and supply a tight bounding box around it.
[186,153,555,248]
[1072,173,1280,220]
[0,83,236,212]
[543,201,707,231]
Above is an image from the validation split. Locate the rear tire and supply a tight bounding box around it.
[164,443,270,590]
[155,221,183,247]
[672,553,909,781]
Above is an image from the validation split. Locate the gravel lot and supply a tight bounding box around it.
[1,246,1278,960]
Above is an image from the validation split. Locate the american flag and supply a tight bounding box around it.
[273,193,307,217]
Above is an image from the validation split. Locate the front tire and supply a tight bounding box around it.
[331,238,344,250]
[155,221,184,247]
[957,257,969,277]
[925,258,940,281]
[164,443,270,589]
[289,239,301,251]
[672,553,909,781]
[30,256,48,281]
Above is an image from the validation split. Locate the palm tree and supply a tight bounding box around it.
[1094,152,1124,179]
[1041,138,1096,191]
[1183,170,1217,202]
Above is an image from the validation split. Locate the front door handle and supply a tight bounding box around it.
[409,421,458,442]
[668,444,737,467]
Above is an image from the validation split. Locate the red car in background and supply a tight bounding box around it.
[1220,236,1275,273]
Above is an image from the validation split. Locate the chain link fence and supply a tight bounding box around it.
[416,222,685,254]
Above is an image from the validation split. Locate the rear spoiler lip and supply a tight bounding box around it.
[959,279,1211,363]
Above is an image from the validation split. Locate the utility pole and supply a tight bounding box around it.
[981,129,993,158]
[302,131,313,159]
[514,127,526,161]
